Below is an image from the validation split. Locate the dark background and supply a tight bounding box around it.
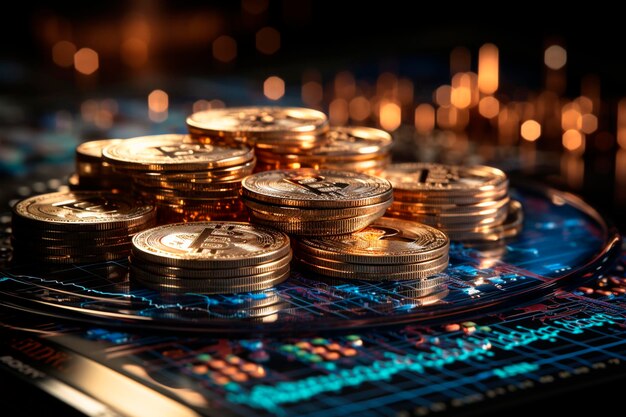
[1,2,624,223]
[0,2,625,415]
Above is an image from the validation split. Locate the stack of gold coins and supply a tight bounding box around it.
[380,163,523,241]
[186,106,329,147]
[102,134,254,223]
[69,139,129,191]
[254,127,393,175]
[129,222,291,294]
[241,168,393,236]
[187,107,393,175]
[294,217,449,284]
[11,191,156,264]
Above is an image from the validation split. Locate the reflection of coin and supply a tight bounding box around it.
[242,169,393,208]
[102,134,253,171]
[297,217,449,264]
[297,257,447,281]
[132,268,290,294]
[381,163,507,198]
[12,191,155,231]
[186,106,328,139]
[131,222,291,268]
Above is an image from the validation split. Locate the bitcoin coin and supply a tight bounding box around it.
[129,252,292,279]
[131,222,291,269]
[186,107,329,141]
[259,127,392,158]
[389,196,510,216]
[381,163,507,195]
[248,210,387,236]
[130,263,290,284]
[12,191,156,231]
[296,217,449,264]
[386,205,509,227]
[295,251,449,274]
[242,198,393,221]
[77,138,123,159]
[103,134,253,171]
[242,169,393,208]
[443,200,524,241]
[381,163,509,205]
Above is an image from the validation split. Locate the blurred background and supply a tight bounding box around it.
[1,1,625,230]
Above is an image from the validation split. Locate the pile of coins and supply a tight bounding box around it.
[294,217,449,282]
[70,139,129,191]
[381,163,523,241]
[129,222,291,294]
[102,134,254,223]
[11,191,156,264]
[186,107,392,174]
[241,169,393,236]
[254,127,392,174]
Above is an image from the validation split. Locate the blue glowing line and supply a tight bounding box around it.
[0,274,276,317]
[227,312,624,413]
[227,339,493,413]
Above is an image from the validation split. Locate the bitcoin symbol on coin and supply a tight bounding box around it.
[54,196,120,214]
[284,174,349,197]
[187,224,248,254]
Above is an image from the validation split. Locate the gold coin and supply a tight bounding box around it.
[296,257,447,281]
[12,241,131,257]
[13,219,156,239]
[15,233,132,247]
[130,262,290,284]
[296,217,449,264]
[132,180,243,194]
[76,138,124,161]
[131,222,291,269]
[133,183,242,199]
[186,106,328,141]
[259,126,392,158]
[156,208,248,225]
[23,251,129,264]
[102,134,253,171]
[255,155,390,174]
[242,197,392,221]
[381,163,508,201]
[443,200,524,241]
[389,196,510,216]
[126,159,256,182]
[12,191,156,231]
[386,205,509,226]
[242,169,393,208]
[249,209,386,236]
[129,252,292,279]
[295,251,449,274]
